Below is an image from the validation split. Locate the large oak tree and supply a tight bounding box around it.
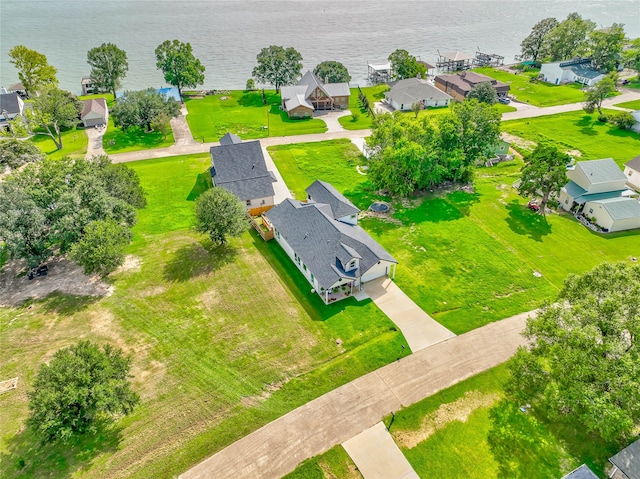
[252,45,303,93]
[155,40,205,100]
[507,262,640,443]
[517,143,569,213]
[87,43,129,99]
[7,45,58,97]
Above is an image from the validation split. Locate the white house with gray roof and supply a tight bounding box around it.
[384,78,452,111]
[264,181,397,304]
[560,158,640,232]
[280,70,350,119]
[540,58,605,87]
[608,438,640,479]
[209,137,276,214]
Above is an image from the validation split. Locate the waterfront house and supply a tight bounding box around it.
[539,58,605,86]
[384,78,452,111]
[434,71,509,101]
[0,92,25,130]
[264,180,397,304]
[280,71,350,119]
[209,137,276,215]
[80,98,108,127]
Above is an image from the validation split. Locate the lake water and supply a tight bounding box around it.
[1,0,638,93]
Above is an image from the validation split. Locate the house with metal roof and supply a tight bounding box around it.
[624,155,640,192]
[209,137,276,215]
[561,464,599,479]
[0,92,25,129]
[434,71,509,102]
[80,98,108,127]
[559,158,640,232]
[280,70,350,119]
[540,58,605,87]
[264,181,397,304]
[384,78,452,111]
[608,438,640,479]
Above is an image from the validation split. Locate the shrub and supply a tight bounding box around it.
[609,111,635,130]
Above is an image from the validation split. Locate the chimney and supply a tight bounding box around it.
[325,75,329,84]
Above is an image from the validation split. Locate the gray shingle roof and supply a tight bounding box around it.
[590,196,640,220]
[576,158,627,184]
[80,98,107,119]
[281,70,349,110]
[625,155,640,171]
[265,198,396,290]
[385,78,452,105]
[0,93,22,115]
[219,132,242,145]
[609,439,640,479]
[306,180,359,219]
[209,140,275,201]
[560,464,599,479]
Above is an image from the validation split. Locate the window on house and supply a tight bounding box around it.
[310,273,315,283]
[589,208,593,214]
[246,200,251,206]
[348,260,356,270]
[303,264,307,271]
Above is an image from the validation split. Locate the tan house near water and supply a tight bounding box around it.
[280,70,350,118]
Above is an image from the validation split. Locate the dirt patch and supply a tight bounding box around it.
[0,377,19,394]
[319,458,361,479]
[501,132,536,152]
[139,285,168,298]
[565,149,582,157]
[115,255,142,273]
[0,257,113,306]
[394,391,501,449]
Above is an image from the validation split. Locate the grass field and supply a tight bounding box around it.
[473,67,586,107]
[102,117,175,154]
[338,85,389,130]
[613,98,640,110]
[282,445,359,479]
[269,138,640,334]
[389,363,620,478]
[503,110,640,166]
[0,153,408,479]
[30,127,88,158]
[185,90,326,142]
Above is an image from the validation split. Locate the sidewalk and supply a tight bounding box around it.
[180,310,532,479]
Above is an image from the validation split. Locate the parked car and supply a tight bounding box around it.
[498,96,511,104]
[527,201,540,212]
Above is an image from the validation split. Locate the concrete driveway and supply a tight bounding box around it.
[84,125,106,158]
[179,311,530,479]
[363,278,455,352]
[343,422,419,479]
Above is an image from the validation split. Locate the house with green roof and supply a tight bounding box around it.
[560,158,640,232]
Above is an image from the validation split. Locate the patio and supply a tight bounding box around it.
[323,282,356,304]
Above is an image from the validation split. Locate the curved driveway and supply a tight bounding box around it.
[180,311,532,479]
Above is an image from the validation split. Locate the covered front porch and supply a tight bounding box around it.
[321,280,357,304]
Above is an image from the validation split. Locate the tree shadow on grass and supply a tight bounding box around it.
[163,239,237,283]
[0,420,122,479]
[186,170,212,201]
[505,201,551,242]
[35,293,101,316]
[487,400,566,479]
[445,189,482,216]
[395,197,464,225]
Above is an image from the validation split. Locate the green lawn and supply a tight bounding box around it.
[30,127,88,158]
[0,153,408,479]
[614,99,640,110]
[185,90,326,142]
[473,67,586,107]
[269,138,640,334]
[389,363,621,478]
[102,117,175,154]
[338,85,389,130]
[283,445,359,479]
[268,139,370,201]
[503,110,640,166]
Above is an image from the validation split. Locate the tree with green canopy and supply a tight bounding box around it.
[583,73,617,119]
[7,45,58,97]
[517,143,569,213]
[111,89,180,132]
[466,81,498,105]
[252,45,303,93]
[155,39,205,100]
[0,137,45,170]
[519,17,559,62]
[452,99,501,165]
[588,23,626,72]
[194,188,249,245]
[545,12,596,61]
[71,219,132,275]
[87,43,129,99]
[507,261,640,444]
[313,61,351,83]
[25,86,82,150]
[27,340,139,443]
[388,49,426,80]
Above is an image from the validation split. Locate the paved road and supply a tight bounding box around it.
[363,277,455,352]
[343,422,419,479]
[108,88,640,165]
[180,310,532,479]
